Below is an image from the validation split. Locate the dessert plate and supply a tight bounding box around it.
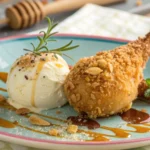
[0,34,150,150]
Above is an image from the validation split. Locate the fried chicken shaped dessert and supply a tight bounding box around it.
[64,33,150,118]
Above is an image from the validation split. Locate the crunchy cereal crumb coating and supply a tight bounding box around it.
[49,129,59,136]
[29,115,50,126]
[64,33,150,118]
[67,125,78,134]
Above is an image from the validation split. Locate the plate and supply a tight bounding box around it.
[0,34,150,150]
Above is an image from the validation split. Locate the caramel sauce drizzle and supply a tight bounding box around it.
[78,129,110,141]
[0,72,8,83]
[0,100,150,142]
[0,101,16,110]
[0,116,110,142]
[0,72,8,92]
[0,87,7,92]
[0,118,16,128]
[0,71,150,142]
[0,119,62,138]
[101,126,130,138]
[16,121,62,138]
[127,124,150,133]
[31,60,47,107]
[144,124,150,126]
[34,112,67,123]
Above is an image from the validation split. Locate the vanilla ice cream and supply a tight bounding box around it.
[7,53,70,112]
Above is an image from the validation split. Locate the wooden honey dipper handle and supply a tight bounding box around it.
[1,0,125,29]
[0,18,9,25]
[44,0,126,15]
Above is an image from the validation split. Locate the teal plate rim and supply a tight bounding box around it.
[0,33,149,146]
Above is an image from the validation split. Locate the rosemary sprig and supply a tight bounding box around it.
[24,17,79,58]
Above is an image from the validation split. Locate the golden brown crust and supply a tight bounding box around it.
[64,33,150,118]
[49,129,59,136]
[67,125,78,134]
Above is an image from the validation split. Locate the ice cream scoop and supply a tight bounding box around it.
[7,53,69,112]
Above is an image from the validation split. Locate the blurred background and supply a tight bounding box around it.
[0,0,150,38]
[0,1,150,150]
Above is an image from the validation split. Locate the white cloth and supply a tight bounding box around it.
[30,4,150,40]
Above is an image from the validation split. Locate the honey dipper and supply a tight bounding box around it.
[0,0,125,29]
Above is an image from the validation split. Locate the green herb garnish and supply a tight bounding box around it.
[24,17,79,58]
[144,78,150,98]
[146,78,150,87]
[144,89,150,98]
